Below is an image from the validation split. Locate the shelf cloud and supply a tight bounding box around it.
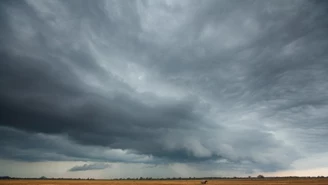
[0,0,328,178]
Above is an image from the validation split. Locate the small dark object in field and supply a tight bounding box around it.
[200,180,208,184]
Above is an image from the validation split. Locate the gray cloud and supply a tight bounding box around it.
[0,126,154,163]
[68,163,111,172]
[1,0,328,176]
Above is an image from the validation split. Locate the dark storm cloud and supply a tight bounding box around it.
[1,0,328,174]
[0,126,154,163]
[68,163,111,172]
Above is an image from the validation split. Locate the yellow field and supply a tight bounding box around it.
[1,179,328,185]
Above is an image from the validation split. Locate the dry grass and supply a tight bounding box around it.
[1,179,328,185]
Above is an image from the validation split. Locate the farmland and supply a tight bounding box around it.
[1,179,328,185]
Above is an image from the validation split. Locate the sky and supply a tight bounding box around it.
[0,0,328,179]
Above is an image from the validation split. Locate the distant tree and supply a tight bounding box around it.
[257,175,264,178]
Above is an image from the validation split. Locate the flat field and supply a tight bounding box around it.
[1,179,328,185]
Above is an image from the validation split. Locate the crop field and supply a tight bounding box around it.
[1,179,328,185]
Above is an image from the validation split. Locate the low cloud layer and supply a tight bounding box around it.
[1,0,328,177]
[68,163,111,172]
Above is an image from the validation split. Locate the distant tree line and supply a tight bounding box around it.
[0,176,95,180]
[110,175,328,180]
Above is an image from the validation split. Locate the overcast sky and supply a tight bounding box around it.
[1,0,328,179]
